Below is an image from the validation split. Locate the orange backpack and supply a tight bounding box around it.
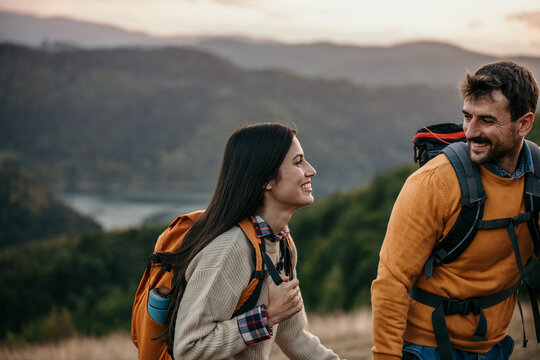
[131,210,290,360]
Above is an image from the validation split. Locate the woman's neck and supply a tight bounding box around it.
[256,206,293,234]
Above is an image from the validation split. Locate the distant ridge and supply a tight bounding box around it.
[0,43,462,191]
[0,10,195,47]
[1,10,539,86]
[194,38,540,86]
[0,165,101,249]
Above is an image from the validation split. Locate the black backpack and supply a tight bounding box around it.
[410,123,540,360]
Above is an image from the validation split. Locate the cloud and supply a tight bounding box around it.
[183,0,256,7]
[211,0,291,18]
[466,20,484,29]
[507,11,540,30]
[214,0,253,5]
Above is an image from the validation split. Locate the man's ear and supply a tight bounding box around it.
[518,112,535,137]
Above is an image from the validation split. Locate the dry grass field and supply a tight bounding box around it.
[1,308,538,360]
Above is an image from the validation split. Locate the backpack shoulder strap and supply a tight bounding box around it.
[282,236,294,280]
[152,210,206,272]
[442,142,484,203]
[233,219,265,316]
[524,140,540,248]
[424,142,486,279]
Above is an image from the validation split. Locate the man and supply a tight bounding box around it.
[371,60,540,360]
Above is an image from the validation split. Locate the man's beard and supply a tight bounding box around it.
[467,133,520,166]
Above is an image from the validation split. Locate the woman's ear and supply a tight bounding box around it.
[263,182,272,190]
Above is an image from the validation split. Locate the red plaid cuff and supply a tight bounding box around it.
[237,304,273,345]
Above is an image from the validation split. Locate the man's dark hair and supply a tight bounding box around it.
[459,60,539,121]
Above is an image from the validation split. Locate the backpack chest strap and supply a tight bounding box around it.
[477,212,531,278]
[475,212,540,346]
[409,281,520,360]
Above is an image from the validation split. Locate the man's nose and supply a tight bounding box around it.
[464,118,479,138]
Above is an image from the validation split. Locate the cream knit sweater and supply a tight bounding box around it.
[173,225,339,360]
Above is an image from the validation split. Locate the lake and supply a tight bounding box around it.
[53,186,212,230]
[53,181,344,231]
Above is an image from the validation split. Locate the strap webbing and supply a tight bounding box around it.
[443,143,484,203]
[524,278,540,343]
[410,281,520,360]
[477,213,530,278]
[259,240,283,286]
[475,213,540,344]
[425,142,485,279]
[526,139,540,178]
[431,305,452,360]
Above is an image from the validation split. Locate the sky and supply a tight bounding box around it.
[1,0,540,56]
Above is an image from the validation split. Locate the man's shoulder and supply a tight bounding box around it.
[409,153,458,186]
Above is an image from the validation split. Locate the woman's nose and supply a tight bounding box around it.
[305,161,316,177]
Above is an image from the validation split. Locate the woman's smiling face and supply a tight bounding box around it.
[264,136,317,213]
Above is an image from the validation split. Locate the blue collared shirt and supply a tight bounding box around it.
[483,141,534,179]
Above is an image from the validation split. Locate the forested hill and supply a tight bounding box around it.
[0,164,415,343]
[2,125,540,343]
[0,43,461,191]
[0,165,100,249]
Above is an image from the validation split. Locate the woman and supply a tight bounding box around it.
[164,123,339,359]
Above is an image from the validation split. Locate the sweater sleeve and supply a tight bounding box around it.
[371,164,451,359]
[275,237,340,360]
[172,230,255,360]
[275,298,340,360]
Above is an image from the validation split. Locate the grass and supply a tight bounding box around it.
[0,308,538,360]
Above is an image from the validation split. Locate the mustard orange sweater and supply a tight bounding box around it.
[371,154,539,359]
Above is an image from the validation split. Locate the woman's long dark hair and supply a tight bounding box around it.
[164,122,296,349]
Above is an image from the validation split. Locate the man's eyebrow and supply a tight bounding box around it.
[462,109,497,120]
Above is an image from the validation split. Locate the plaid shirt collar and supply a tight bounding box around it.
[484,140,534,179]
[250,215,290,242]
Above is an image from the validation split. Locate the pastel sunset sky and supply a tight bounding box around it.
[1,0,540,56]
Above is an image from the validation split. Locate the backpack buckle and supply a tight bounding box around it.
[512,213,530,226]
[443,298,471,315]
[443,298,481,316]
[152,253,163,264]
[152,252,173,271]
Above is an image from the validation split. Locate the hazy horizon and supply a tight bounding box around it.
[1,1,539,57]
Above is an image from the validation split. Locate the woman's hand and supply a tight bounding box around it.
[266,275,302,328]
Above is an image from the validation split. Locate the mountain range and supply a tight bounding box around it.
[1,10,540,193]
[0,43,462,192]
[1,10,540,87]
